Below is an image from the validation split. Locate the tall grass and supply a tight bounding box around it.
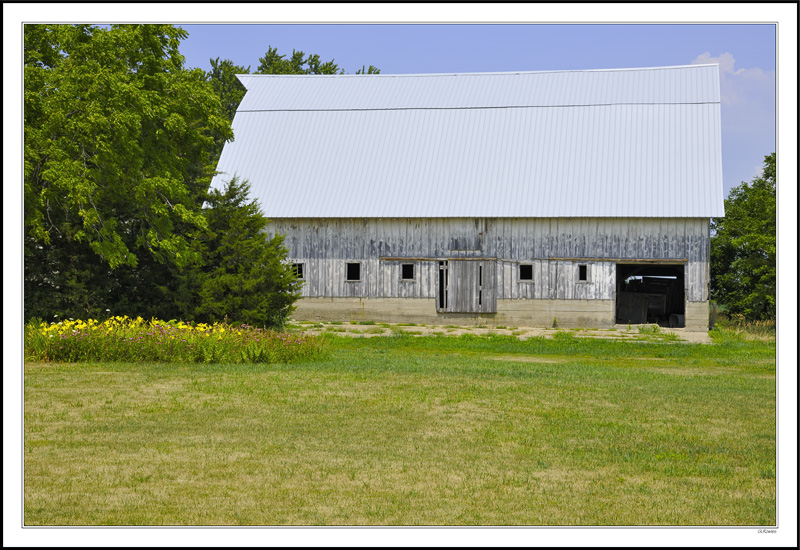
[713,314,775,340]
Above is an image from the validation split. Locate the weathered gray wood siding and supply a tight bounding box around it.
[441,260,497,313]
[269,218,710,302]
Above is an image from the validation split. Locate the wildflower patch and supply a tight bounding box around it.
[25,316,325,364]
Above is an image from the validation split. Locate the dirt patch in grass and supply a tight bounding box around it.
[489,355,570,364]
[647,366,775,378]
[647,367,724,376]
[297,321,712,343]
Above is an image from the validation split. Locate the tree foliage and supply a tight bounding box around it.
[204,57,251,160]
[256,46,342,75]
[25,24,232,270]
[206,57,251,125]
[24,24,234,321]
[710,153,776,320]
[182,178,301,328]
[205,46,380,130]
[24,28,372,325]
[355,64,381,75]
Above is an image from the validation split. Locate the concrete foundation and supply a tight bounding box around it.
[293,297,614,328]
[293,297,483,325]
[496,299,616,328]
[292,297,711,332]
[684,301,710,331]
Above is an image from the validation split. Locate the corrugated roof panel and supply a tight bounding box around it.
[214,65,724,218]
[213,104,723,217]
[236,64,721,111]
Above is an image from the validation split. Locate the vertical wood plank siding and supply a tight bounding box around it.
[271,218,710,302]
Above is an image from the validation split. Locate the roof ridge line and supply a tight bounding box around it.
[236,101,721,113]
[237,64,719,78]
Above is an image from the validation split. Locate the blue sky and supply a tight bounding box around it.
[177,23,776,198]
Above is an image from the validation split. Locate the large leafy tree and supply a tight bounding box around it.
[710,153,776,320]
[24,24,232,320]
[25,24,231,268]
[25,29,377,322]
[181,178,301,328]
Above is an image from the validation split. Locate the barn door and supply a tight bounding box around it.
[437,260,496,313]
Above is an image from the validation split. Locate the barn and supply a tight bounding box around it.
[209,64,724,330]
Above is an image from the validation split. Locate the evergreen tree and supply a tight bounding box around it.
[184,178,301,328]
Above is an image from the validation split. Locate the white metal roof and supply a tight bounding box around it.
[210,65,724,218]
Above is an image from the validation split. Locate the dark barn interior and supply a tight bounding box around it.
[615,263,685,327]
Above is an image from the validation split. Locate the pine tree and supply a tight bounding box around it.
[186,178,301,328]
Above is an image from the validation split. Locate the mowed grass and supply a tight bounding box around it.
[24,331,776,526]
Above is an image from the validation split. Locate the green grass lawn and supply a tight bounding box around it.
[23,331,776,526]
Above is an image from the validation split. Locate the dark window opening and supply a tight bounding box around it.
[519,264,533,280]
[292,263,304,279]
[578,265,588,281]
[346,262,361,281]
[438,261,448,310]
[478,265,482,287]
[401,263,415,280]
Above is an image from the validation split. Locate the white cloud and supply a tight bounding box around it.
[691,52,775,196]
[692,51,740,75]
[691,51,773,106]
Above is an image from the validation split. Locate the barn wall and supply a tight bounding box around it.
[271,217,710,302]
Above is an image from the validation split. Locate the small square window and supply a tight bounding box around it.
[578,264,588,282]
[401,263,415,280]
[292,263,304,279]
[519,264,533,281]
[346,262,361,281]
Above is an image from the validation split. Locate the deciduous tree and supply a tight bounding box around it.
[710,153,776,320]
[256,46,341,75]
[205,57,251,160]
[24,24,232,321]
